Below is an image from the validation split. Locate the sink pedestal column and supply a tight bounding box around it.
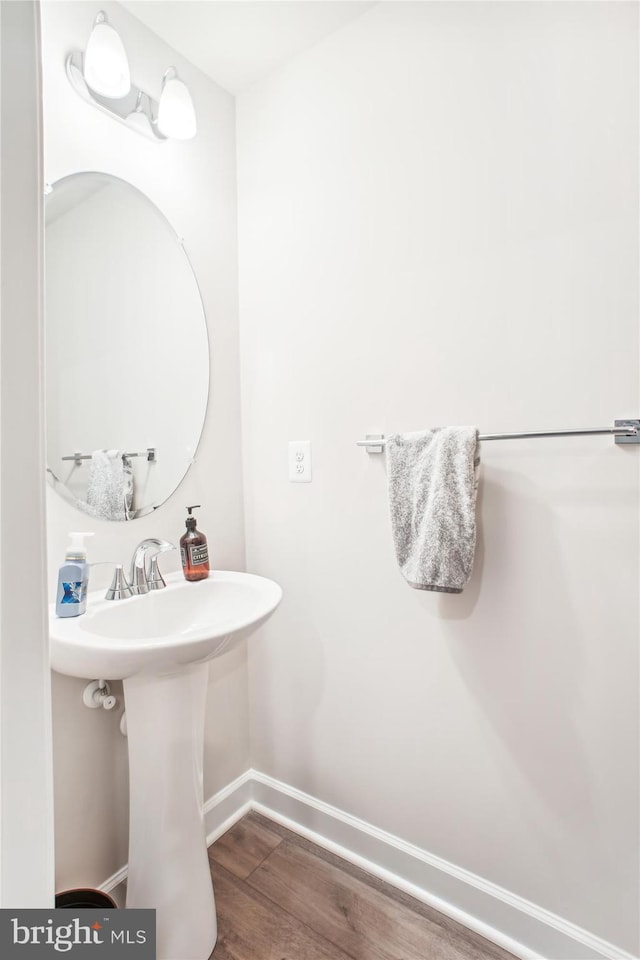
[124,663,217,960]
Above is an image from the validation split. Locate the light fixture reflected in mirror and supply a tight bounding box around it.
[83,11,131,99]
[66,11,196,142]
[157,68,197,141]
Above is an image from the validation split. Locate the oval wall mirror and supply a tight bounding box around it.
[45,172,209,520]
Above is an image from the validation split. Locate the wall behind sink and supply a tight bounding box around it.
[41,1,247,893]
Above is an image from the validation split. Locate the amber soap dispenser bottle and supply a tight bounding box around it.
[180,505,210,581]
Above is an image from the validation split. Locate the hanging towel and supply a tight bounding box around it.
[85,450,134,522]
[386,427,480,593]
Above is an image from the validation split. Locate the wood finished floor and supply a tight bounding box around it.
[207,812,518,960]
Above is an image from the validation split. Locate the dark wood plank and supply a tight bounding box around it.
[208,812,282,879]
[248,838,516,960]
[209,860,353,960]
[249,812,516,960]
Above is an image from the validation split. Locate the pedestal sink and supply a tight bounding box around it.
[49,570,282,960]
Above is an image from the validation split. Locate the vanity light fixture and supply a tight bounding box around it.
[83,11,131,99]
[65,11,197,142]
[157,68,197,141]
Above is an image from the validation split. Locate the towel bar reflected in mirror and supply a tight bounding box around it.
[61,448,157,466]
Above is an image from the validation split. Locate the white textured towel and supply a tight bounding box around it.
[386,427,480,593]
[85,450,133,522]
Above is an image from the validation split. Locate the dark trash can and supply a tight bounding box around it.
[55,889,117,909]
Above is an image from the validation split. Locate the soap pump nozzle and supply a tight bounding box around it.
[65,531,94,561]
[185,505,201,531]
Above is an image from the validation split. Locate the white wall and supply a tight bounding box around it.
[0,0,55,907]
[41,0,247,891]
[237,2,639,955]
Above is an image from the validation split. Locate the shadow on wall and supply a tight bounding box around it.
[204,641,252,794]
[444,465,595,826]
[249,588,327,802]
[52,673,129,889]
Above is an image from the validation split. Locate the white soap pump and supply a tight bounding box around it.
[55,531,94,618]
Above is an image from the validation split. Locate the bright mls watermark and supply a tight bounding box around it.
[0,910,155,957]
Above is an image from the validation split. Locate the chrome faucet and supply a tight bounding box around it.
[129,539,176,595]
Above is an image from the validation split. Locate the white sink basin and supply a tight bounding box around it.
[49,568,282,960]
[50,569,282,679]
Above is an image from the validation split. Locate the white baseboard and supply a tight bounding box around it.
[98,864,127,906]
[251,771,638,960]
[100,768,638,960]
[203,769,253,845]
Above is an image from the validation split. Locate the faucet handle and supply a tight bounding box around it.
[147,545,177,591]
[147,556,167,591]
[105,564,133,601]
[90,561,134,601]
[130,561,149,596]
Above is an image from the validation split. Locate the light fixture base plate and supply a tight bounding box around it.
[66,51,167,142]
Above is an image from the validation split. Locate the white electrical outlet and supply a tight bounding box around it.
[289,440,312,482]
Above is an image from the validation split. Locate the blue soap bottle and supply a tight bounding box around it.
[55,532,94,618]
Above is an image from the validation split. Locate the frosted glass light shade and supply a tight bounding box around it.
[83,12,131,99]
[157,69,197,141]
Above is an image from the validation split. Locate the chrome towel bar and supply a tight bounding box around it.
[61,448,156,465]
[356,420,640,453]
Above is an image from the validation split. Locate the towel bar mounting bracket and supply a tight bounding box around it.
[362,434,385,454]
[614,420,640,444]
